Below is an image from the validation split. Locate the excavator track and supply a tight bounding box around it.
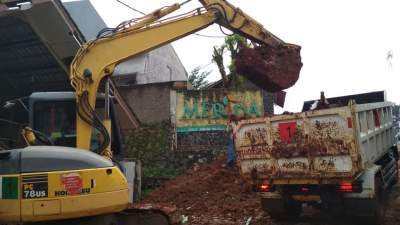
[24,209,171,225]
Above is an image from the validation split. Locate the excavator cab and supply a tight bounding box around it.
[28,92,124,156]
[0,92,170,225]
[0,92,131,224]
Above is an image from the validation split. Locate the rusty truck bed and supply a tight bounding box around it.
[234,101,394,184]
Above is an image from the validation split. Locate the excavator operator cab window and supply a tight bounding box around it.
[33,101,104,150]
[33,101,77,147]
[30,96,122,155]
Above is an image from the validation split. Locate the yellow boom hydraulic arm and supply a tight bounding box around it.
[70,0,298,157]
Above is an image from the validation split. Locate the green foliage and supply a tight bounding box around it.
[141,187,153,199]
[211,34,250,88]
[225,34,249,59]
[393,105,399,116]
[188,67,211,90]
[212,45,226,65]
[124,121,183,178]
[212,45,228,85]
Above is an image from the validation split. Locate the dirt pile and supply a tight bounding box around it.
[143,157,267,225]
[235,44,302,93]
[142,158,400,225]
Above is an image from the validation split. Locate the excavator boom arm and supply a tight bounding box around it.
[70,0,297,153]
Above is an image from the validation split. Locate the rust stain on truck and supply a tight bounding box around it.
[233,106,364,184]
[271,120,352,158]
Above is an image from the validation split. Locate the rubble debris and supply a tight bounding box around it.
[235,44,302,92]
[143,157,400,225]
[281,111,294,115]
[245,217,252,225]
[180,215,189,224]
[143,157,268,225]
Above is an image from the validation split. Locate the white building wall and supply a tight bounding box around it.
[114,45,187,85]
[64,0,188,85]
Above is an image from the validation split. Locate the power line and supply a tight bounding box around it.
[115,0,146,15]
[194,33,226,38]
[180,0,193,6]
[114,0,227,39]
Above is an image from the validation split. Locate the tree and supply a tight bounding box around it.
[188,67,211,89]
[211,34,250,88]
[212,45,228,85]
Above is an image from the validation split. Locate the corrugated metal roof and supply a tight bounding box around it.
[0,0,188,104]
[62,0,107,41]
[0,15,70,102]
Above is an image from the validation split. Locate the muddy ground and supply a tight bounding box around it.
[143,157,400,225]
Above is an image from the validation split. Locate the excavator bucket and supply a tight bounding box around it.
[235,44,302,92]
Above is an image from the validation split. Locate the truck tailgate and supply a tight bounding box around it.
[234,106,360,184]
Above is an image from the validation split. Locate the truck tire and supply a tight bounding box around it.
[262,198,302,220]
[390,162,399,186]
[390,148,399,186]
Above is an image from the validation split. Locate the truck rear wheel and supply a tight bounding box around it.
[262,197,302,220]
[390,162,399,186]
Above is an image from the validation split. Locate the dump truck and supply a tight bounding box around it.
[234,93,398,224]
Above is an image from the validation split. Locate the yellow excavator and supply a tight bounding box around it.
[0,0,301,224]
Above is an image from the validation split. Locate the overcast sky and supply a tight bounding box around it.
[89,0,400,112]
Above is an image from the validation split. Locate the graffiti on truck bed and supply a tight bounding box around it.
[235,114,357,179]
